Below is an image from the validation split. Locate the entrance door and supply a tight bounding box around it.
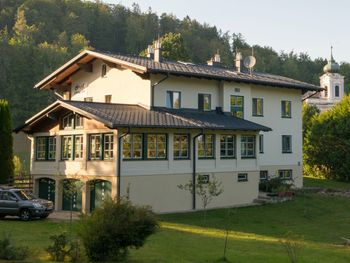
[62,180,82,211]
[38,178,55,203]
[90,180,111,212]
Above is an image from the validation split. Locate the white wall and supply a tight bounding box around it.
[71,59,151,107]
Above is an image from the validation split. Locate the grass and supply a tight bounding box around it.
[1,177,350,262]
[303,175,350,190]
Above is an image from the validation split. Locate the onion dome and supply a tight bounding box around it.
[323,47,340,73]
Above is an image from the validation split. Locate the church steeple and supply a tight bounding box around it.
[323,46,340,73]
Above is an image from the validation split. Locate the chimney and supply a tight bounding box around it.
[146,45,154,59]
[207,51,221,67]
[235,52,242,72]
[154,40,162,62]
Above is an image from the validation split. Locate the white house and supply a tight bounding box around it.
[16,44,321,213]
[305,48,344,111]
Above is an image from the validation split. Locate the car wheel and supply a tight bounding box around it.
[20,209,31,221]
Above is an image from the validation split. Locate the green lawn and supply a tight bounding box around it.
[1,178,350,262]
[304,176,350,190]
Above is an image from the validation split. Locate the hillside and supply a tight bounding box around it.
[0,0,349,127]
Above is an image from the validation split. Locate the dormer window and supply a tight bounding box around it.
[61,113,83,130]
[198,94,211,111]
[166,91,181,109]
[101,64,107,77]
[335,85,339,97]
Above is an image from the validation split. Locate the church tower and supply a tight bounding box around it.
[305,47,344,111]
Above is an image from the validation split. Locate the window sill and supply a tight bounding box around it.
[198,157,215,160]
[282,152,292,154]
[252,115,264,117]
[238,180,248,182]
[220,157,236,160]
[122,158,168,161]
[241,157,256,159]
[281,116,292,119]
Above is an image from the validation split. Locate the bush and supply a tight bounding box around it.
[46,232,83,262]
[0,232,29,260]
[259,177,292,193]
[78,198,158,262]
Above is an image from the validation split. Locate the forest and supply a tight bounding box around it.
[1,0,349,127]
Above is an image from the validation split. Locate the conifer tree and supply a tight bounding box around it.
[0,99,14,184]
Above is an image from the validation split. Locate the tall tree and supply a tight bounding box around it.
[0,99,14,184]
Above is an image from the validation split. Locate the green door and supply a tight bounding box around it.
[90,180,111,212]
[38,178,55,203]
[62,180,82,211]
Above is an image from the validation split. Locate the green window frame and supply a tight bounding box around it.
[89,133,114,160]
[282,135,292,153]
[35,136,56,161]
[198,94,211,111]
[147,134,167,159]
[220,135,235,158]
[260,170,268,181]
[241,135,255,158]
[281,100,292,118]
[61,135,73,160]
[231,95,244,118]
[61,113,84,130]
[173,134,189,159]
[238,173,248,182]
[74,135,84,159]
[278,169,292,180]
[122,134,143,160]
[198,134,215,159]
[252,98,263,116]
[166,91,181,109]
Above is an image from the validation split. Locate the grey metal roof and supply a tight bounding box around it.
[98,51,322,92]
[60,101,271,131]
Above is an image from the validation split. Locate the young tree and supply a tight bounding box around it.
[0,99,14,184]
[178,174,224,224]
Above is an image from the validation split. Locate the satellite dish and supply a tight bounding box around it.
[243,56,256,69]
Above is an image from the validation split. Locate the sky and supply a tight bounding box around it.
[103,0,350,63]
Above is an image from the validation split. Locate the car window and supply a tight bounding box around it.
[0,191,16,201]
[13,190,31,201]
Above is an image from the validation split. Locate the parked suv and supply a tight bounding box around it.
[0,187,54,220]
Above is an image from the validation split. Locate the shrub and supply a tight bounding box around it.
[78,198,158,262]
[259,177,292,193]
[46,232,83,262]
[0,232,29,260]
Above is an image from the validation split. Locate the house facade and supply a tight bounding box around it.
[17,46,321,213]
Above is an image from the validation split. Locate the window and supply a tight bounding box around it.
[147,134,167,159]
[260,170,268,181]
[198,135,215,158]
[62,113,83,130]
[281,100,291,118]
[198,174,209,184]
[101,64,107,77]
[282,135,292,153]
[105,95,112,103]
[335,85,340,97]
[123,134,143,159]
[279,170,292,180]
[104,134,114,160]
[198,94,211,111]
[74,135,83,159]
[241,135,255,158]
[61,136,73,160]
[259,134,264,154]
[252,98,263,116]
[35,136,56,161]
[89,133,114,160]
[84,97,93,102]
[231,95,244,118]
[166,91,181,109]
[220,135,235,158]
[173,134,189,159]
[238,173,248,182]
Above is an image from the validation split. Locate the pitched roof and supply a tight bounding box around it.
[35,50,322,92]
[16,100,271,132]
